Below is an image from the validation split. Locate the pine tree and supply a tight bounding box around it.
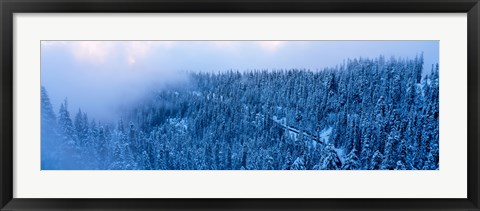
[395,160,406,170]
[370,150,384,170]
[58,98,75,144]
[342,148,360,170]
[41,55,438,170]
[41,86,57,129]
[41,86,59,169]
[382,130,399,170]
[291,156,306,170]
[74,108,89,146]
[320,144,342,170]
[360,133,372,169]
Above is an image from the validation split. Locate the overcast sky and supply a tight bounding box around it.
[41,41,439,122]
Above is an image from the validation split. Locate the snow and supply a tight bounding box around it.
[319,127,333,143]
[272,115,286,126]
[191,91,202,96]
[41,55,438,170]
[167,118,188,131]
[335,148,346,164]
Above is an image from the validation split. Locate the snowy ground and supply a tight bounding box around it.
[319,127,332,143]
[319,127,345,163]
[335,148,345,164]
[271,116,346,162]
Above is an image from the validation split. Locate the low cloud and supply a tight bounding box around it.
[41,40,438,123]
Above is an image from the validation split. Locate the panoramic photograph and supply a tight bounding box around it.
[41,41,439,170]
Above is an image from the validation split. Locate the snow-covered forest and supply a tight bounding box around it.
[41,55,439,170]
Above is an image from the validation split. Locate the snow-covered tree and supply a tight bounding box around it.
[342,148,360,170]
[41,55,438,170]
[320,144,342,170]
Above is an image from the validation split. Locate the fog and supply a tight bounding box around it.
[41,41,439,122]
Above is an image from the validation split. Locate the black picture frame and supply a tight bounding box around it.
[1,0,479,210]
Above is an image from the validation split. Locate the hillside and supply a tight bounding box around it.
[41,55,439,170]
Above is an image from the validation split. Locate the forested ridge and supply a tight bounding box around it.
[41,55,439,170]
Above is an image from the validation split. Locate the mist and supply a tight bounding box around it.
[41,40,439,123]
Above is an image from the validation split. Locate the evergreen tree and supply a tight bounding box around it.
[342,148,360,170]
[58,98,75,144]
[370,150,384,170]
[395,160,406,170]
[41,55,438,170]
[41,86,57,129]
[41,86,59,169]
[320,144,342,170]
